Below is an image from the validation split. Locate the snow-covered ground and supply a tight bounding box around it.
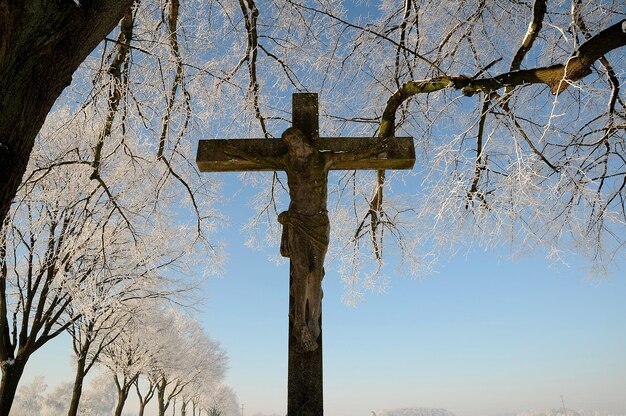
[250,408,625,416]
[371,408,624,416]
[516,410,624,416]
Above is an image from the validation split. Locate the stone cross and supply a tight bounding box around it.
[196,93,415,415]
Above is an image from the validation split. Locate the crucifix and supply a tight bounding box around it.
[196,93,415,415]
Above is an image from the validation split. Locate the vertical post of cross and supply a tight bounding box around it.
[292,93,319,139]
[287,93,323,416]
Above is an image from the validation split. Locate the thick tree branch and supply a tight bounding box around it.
[240,0,268,137]
[394,0,413,89]
[467,96,490,208]
[381,19,626,131]
[509,0,547,73]
[156,0,203,238]
[91,5,135,179]
[462,19,626,95]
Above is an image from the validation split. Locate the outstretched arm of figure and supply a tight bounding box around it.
[222,145,285,170]
[327,137,392,167]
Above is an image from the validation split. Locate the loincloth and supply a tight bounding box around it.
[278,210,330,256]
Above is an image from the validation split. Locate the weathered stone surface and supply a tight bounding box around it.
[196,136,415,172]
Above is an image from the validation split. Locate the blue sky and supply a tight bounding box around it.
[197,172,626,416]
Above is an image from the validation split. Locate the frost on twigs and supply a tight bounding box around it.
[99,305,228,414]
[179,2,626,290]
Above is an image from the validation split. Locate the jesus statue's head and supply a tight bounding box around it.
[282,127,314,157]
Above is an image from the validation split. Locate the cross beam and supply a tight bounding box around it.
[196,93,415,416]
[196,137,415,172]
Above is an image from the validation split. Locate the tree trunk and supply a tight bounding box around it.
[113,385,130,416]
[67,349,88,416]
[0,356,26,415]
[0,0,134,229]
[157,382,166,416]
[135,380,155,416]
[181,400,187,416]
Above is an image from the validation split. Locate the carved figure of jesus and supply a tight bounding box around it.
[222,126,396,353]
[278,127,331,352]
[222,126,331,352]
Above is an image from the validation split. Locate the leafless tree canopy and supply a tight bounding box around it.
[3,0,626,309]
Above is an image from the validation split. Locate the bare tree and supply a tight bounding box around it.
[0,166,113,412]
[134,375,157,416]
[200,384,240,416]
[1,65,217,413]
[76,370,117,416]
[149,310,228,416]
[99,303,227,416]
[9,376,46,416]
[100,319,148,416]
